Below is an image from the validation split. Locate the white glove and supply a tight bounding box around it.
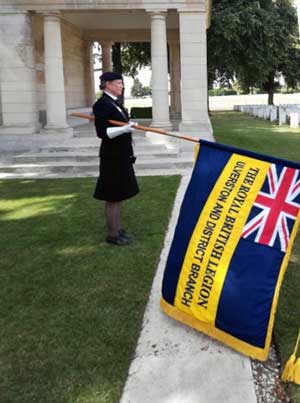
[106,124,134,139]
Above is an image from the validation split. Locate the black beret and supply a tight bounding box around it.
[100,72,123,82]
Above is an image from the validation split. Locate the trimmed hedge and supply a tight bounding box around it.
[130,107,152,119]
[209,89,237,96]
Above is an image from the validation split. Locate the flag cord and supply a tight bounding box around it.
[293,329,300,356]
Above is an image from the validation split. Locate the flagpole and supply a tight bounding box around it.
[70,112,199,144]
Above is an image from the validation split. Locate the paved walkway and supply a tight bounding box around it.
[120,174,257,403]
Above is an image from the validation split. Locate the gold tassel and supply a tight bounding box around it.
[281,329,300,383]
[281,353,297,382]
[293,357,300,385]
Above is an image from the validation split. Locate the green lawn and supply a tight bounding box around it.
[0,176,180,403]
[212,111,300,400]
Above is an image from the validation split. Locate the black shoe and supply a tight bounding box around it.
[119,229,133,240]
[106,234,131,246]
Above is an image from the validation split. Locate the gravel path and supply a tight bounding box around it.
[252,344,290,402]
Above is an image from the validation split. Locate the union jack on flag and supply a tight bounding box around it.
[242,164,300,252]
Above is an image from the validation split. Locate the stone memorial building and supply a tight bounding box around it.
[0,0,213,140]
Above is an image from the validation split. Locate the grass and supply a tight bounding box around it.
[212,111,300,400]
[212,111,300,163]
[0,176,180,403]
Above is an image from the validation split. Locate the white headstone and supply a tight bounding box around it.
[278,108,287,125]
[270,107,277,122]
[290,112,299,128]
[263,106,271,120]
[258,108,264,118]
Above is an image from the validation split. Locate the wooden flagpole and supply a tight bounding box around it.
[70,112,199,144]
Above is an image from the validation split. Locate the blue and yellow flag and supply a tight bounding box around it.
[161,140,300,361]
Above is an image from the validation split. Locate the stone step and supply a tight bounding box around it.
[0,157,194,178]
[73,131,149,143]
[38,143,169,154]
[12,149,180,164]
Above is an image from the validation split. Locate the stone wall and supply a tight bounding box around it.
[61,19,86,109]
[0,11,39,133]
[32,15,86,123]
[209,93,300,111]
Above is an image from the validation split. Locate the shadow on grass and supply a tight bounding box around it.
[0,176,180,403]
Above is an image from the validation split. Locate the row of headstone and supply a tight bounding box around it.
[233,104,300,128]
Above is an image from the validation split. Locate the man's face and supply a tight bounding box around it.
[106,79,124,97]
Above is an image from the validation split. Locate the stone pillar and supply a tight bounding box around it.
[0,11,39,134]
[43,12,72,134]
[179,11,213,141]
[84,41,95,106]
[169,40,181,119]
[149,11,171,130]
[101,41,112,72]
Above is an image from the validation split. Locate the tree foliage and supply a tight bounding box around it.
[111,42,151,103]
[121,43,151,78]
[131,78,152,97]
[208,0,300,103]
[112,42,151,78]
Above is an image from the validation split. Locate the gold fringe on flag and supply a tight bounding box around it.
[193,143,200,161]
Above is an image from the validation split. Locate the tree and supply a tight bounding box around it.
[208,0,300,104]
[111,42,151,78]
[112,43,123,73]
[121,43,151,78]
[111,42,151,103]
[131,78,152,97]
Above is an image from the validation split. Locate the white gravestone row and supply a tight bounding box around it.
[234,104,300,128]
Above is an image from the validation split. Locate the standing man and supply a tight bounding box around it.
[93,72,139,246]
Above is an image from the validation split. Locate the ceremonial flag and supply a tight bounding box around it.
[161,140,300,361]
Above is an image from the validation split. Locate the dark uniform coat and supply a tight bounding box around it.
[93,92,139,202]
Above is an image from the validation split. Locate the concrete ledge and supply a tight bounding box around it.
[0,125,40,135]
[41,126,74,136]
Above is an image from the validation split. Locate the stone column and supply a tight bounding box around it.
[101,41,112,72]
[169,40,181,119]
[179,11,213,141]
[84,41,95,106]
[0,11,39,134]
[43,12,72,134]
[149,11,171,130]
